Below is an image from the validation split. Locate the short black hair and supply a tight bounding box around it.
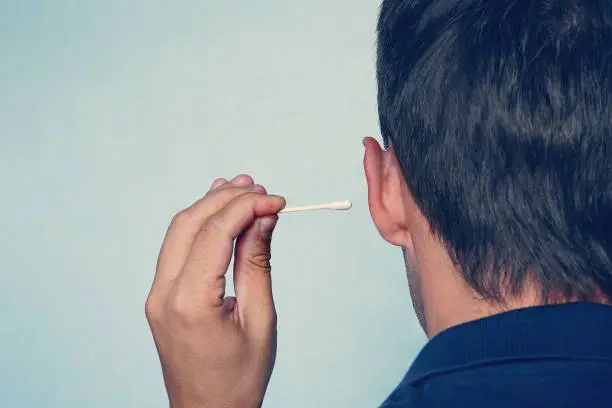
[376,0,612,303]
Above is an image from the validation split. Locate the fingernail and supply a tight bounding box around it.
[230,174,254,185]
[259,217,278,238]
[270,195,286,208]
[210,178,227,190]
[250,184,266,193]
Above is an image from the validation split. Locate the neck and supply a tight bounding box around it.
[411,236,545,339]
[421,280,543,338]
[413,238,610,338]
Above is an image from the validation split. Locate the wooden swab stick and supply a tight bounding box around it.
[279,200,352,213]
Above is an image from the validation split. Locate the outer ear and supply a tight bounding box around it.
[363,137,411,247]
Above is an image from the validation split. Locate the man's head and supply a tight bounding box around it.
[364,0,612,336]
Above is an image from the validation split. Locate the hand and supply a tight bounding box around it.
[145,174,286,408]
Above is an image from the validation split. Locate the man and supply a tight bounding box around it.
[145,0,612,406]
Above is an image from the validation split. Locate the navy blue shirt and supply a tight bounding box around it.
[380,302,612,407]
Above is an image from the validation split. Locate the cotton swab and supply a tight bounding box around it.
[279,200,352,213]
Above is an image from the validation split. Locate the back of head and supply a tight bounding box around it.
[376,0,612,303]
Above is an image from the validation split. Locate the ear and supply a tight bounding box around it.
[363,137,414,247]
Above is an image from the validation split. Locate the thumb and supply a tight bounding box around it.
[232,215,279,328]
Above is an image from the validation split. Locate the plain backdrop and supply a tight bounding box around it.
[0,1,426,407]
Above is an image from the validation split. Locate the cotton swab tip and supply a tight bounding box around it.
[327,200,352,210]
[279,200,352,213]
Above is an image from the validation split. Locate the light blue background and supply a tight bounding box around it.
[0,1,426,406]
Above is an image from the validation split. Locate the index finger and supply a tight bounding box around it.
[154,184,263,289]
[177,192,286,307]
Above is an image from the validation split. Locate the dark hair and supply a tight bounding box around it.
[376,0,612,303]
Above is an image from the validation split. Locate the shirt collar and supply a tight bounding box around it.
[405,302,612,385]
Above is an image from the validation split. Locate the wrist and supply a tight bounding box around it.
[169,394,263,408]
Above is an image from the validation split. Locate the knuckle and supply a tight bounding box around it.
[170,209,192,228]
[145,294,162,324]
[246,252,272,271]
[167,294,202,327]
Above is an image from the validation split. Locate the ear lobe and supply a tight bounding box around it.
[364,137,408,247]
